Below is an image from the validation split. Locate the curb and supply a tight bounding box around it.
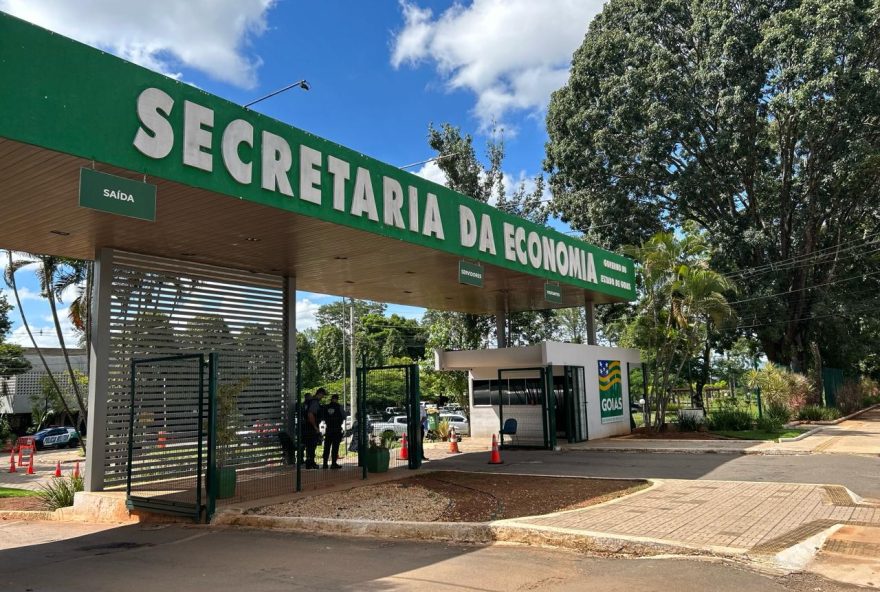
[572,446,786,456]
[212,512,725,559]
[777,426,823,443]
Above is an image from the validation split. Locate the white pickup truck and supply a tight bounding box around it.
[369,415,409,438]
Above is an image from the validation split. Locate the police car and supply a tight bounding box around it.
[33,427,81,450]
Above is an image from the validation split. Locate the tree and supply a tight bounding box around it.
[0,293,30,379]
[617,229,735,429]
[545,0,880,372]
[296,331,321,389]
[4,251,84,448]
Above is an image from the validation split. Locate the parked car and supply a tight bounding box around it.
[384,406,404,417]
[370,415,409,438]
[439,413,470,436]
[33,426,80,450]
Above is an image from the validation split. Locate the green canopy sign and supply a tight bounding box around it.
[0,14,636,300]
[79,168,156,221]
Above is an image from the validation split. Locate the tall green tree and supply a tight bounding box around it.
[545,0,880,372]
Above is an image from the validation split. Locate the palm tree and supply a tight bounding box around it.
[4,251,86,451]
[624,230,735,430]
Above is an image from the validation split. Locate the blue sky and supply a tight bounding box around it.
[0,0,606,346]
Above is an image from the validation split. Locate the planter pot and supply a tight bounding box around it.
[365,448,390,473]
[217,466,237,499]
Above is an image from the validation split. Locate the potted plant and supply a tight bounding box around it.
[215,378,248,499]
[364,430,394,473]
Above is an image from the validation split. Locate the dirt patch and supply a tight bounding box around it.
[0,497,44,511]
[253,472,647,522]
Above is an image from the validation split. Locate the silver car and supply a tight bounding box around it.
[439,413,469,436]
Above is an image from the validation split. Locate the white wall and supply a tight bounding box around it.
[440,342,641,442]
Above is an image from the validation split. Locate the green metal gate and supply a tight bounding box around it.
[356,363,421,473]
[126,353,216,522]
[497,366,555,449]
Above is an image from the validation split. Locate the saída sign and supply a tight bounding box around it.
[79,168,156,222]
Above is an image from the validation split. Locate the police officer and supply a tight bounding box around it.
[322,393,347,469]
[302,388,325,469]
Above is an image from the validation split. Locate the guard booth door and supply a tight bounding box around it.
[497,366,555,450]
[562,366,588,443]
[126,353,215,523]
[356,363,422,473]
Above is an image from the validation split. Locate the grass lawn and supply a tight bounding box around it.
[0,486,40,498]
[711,429,804,440]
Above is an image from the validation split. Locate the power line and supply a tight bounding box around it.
[723,231,880,279]
[727,268,880,306]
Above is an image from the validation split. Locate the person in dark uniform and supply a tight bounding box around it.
[302,388,325,469]
[322,393,347,469]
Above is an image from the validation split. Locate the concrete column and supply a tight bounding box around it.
[283,276,297,433]
[496,311,507,348]
[85,248,113,492]
[585,301,597,346]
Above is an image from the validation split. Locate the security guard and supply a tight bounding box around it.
[322,393,347,469]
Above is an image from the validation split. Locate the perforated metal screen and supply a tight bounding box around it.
[104,251,287,489]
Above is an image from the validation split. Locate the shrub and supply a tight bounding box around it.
[435,419,451,441]
[835,381,863,415]
[861,395,880,409]
[798,405,841,422]
[746,364,816,417]
[756,401,790,432]
[37,475,84,510]
[677,413,702,432]
[707,409,753,431]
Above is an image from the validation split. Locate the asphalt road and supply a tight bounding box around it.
[431,449,880,498]
[0,522,862,592]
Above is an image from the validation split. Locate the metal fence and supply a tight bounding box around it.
[357,363,421,473]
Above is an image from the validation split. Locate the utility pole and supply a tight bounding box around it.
[349,298,357,416]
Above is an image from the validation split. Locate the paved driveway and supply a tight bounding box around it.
[514,479,880,556]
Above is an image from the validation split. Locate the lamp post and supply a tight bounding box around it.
[244,79,310,109]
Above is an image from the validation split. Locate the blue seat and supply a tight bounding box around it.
[500,418,517,447]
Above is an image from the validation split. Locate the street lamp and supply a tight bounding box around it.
[244,79,310,109]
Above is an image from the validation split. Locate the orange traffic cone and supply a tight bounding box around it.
[399,433,409,460]
[448,428,461,454]
[73,461,80,479]
[54,460,62,478]
[27,453,35,475]
[488,434,503,464]
[8,449,16,473]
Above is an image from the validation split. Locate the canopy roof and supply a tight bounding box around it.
[0,13,636,314]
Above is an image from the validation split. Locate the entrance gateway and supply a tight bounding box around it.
[0,14,639,519]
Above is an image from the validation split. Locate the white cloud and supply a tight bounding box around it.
[391,0,604,127]
[413,160,448,187]
[296,298,321,331]
[8,320,80,349]
[0,0,276,88]
[1,286,42,303]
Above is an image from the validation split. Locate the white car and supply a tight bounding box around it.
[370,415,410,438]
[439,413,470,436]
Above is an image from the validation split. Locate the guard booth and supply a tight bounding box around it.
[0,13,638,519]
[436,342,642,447]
